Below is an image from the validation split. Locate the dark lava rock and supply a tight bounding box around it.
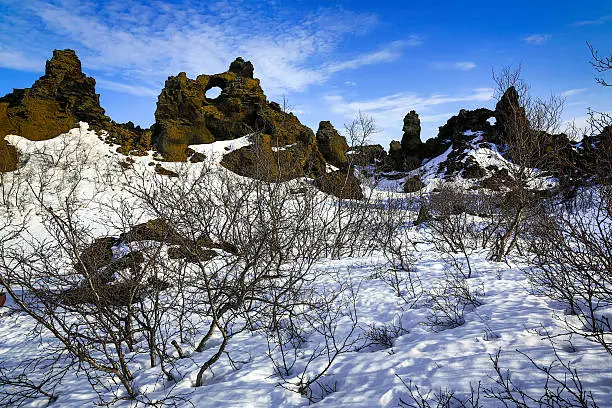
[221,132,325,182]
[494,86,528,144]
[438,108,496,143]
[316,121,349,169]
[0,49,111,171]
[121,219,184,245]
[154,163,179,177]
[462,156,486,179]
[0,49,153,171]
[403,176,425,193]
[401,110,422,153]
[315,169,364,199]
[168,245,218,263]
[75,237,118,274]
[153,57,323,164]
[347,144,387,166]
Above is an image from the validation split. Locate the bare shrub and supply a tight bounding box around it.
[525,186,612,355]
[397,375,483,408]
[424,270,484,331]
[484,348,599,408]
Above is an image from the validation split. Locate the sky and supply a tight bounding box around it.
[1,0,611,147]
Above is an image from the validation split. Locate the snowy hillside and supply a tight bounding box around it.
[0,125,611,407]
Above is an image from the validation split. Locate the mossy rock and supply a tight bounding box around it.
[221,133,325,182]
[153,57,320,163]
[121,219,184,244]
[0,138,19,172]
[315,169,364,199]
[403,176,425,193]
[168,245,218,263]
[316,121,349,169]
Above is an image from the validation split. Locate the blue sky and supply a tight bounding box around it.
[1,0,611,146]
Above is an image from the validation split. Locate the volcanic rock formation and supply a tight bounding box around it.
[316,121,349,169]
[0,50,110,170]
[153,57,318,162]
[0,49,153,170]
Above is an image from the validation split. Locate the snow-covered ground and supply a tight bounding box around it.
[0,125,610,407]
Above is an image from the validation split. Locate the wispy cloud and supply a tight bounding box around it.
[523,34,551,45]
[572,15,612,26]
[0,0,415,97]
[325,88,493,115]
[561,88,587,97]
[326,38,422,74]
[95,79,159,97]
[0,48,44,72]
[431,61,477,71]
[324,88,493,140]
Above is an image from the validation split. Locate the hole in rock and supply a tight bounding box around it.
[206,87,222,99]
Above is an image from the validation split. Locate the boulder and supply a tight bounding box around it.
[403,176,425,193]
[221,132,326,182]
[437,108,496,143]
[388,140,404,168]
[462,156,486,179]
[315,169,364,199]
[347,144,387,166]
[316,121,349,169]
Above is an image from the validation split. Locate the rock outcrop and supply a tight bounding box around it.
[0,49,111,170]
[401,111,422,152]
[315,169,364,200]
[494,86,528,143]
[403,176,425,193]
[387,111,424,171]
[153,57,316,161]
[152,57,328,181]
[347,144,387,166]
[0,49,153,171]
[316,121,349,169]
[220,132,326,182]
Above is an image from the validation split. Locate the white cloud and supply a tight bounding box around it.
[560,88,587,97]
[431,61,477,71]
[455,61,477,70]
[324,88,494,141]
[326,39,420,74]
[95,79,159,97]
[0,49,43,72]
[345,81,357,87]
[325,88,493,116]
[523,34,551,45]
[0,0,412,97]
[572,15,612,26]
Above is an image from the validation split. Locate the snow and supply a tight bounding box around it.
[0,124,610,407]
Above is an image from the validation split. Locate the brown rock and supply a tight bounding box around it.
[403,176,425,193]
[153,57,324,166]
[0,49,115,171]
[315,169,364,199]
[316,121,349,169]
[221,132,325,182]
[347,144,387,166]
